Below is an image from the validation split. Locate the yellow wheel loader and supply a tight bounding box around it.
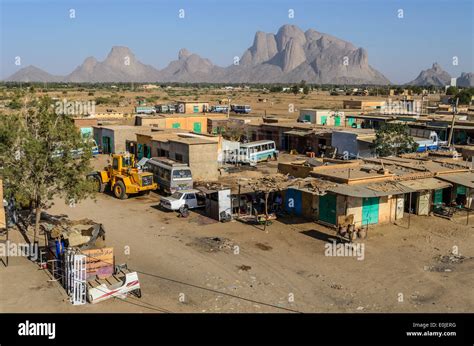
[88,153,157,199]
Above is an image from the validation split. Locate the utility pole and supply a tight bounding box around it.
[447,98,459,148]
[227,97,231,119]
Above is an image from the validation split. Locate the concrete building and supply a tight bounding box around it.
[176,101,209,114]
[167,137,219,181]
[299,109,345,126]
[135,114,226,134]
[93,125,152,154]
[72,117,98,139]
[331,129,376,158]
[135,131,220,181]
[343,100,386,111]
[277,156,472,227]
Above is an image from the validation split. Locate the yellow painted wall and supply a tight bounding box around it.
[164,117,207,133]
[378,196,392,224]
[346,196,363,227]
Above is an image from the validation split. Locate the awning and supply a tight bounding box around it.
[436,172,474,189]
[284,130,311,137]
[328,181,413,198]
[398,178,451,191]
[357,137,375,144]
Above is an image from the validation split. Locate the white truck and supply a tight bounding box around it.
[159,189,205,213]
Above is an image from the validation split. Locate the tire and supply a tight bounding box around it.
[179,205,189,218]
[266,155,272,162]
[113,181,128,199]
[88,175,105,193]
[133,289,142,298]
[142,190,151,196]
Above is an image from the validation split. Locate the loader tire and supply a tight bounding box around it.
[88,174,105,193]
[114,181,128,199]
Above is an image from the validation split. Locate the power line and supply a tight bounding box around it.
[80,251,302,313]
[11,226,303,313]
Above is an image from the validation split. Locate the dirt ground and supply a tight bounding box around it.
[3,87,441,120]
[1,156,473,313]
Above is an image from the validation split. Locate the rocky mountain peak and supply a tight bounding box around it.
[178,48,192,60]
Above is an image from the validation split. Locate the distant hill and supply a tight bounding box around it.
[4,25,393,84]
[4,65,62,83]
[406,63,452,86]
[220,25,390,84]
[456,72,474,87]
[65,46,161,82]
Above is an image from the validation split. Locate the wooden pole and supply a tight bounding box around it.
[408,192,412,229]
[447,98,459,148]
[238,183,241,217]
[263,191,269,232]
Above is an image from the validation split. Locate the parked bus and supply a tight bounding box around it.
[226,140,278,165]
[142,157,193,194]
[231,104,251,114]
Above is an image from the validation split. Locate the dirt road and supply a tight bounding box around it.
[1,186,473,313]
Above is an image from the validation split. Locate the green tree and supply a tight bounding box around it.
[0,95,95,242]
[446,86,458,95]
[372,123,418,157]
[455,89,474,105]
[291,85,299,95]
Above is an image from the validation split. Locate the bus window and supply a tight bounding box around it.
[173,169,191,179]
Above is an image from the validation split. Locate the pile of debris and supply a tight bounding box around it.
[40,214,106,249]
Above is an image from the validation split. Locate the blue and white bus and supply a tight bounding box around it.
[239,140,278,164]
[231,105,251,114]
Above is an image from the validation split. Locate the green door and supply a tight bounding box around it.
[172,122,181,129]
[433,189,443,205]
[102,136,111,154]
[334,115,341,126]
[320,116,327,125]
[193,106,199,113]
[304,114,311,122]
[347,117,355,127]
[456,185,466,196]
[319,193,337,225]
[362,197,379,225]
[193,122,202,133]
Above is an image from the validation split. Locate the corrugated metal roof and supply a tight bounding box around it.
[436,172,474,188]
[398,177,451,191]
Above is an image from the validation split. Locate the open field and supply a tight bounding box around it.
[1,86,443,120]
[1,156,473,313]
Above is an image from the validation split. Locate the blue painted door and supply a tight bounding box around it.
[285,188,302,216]
[362,197,379,225]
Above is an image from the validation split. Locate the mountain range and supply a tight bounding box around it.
[4,25,472,86]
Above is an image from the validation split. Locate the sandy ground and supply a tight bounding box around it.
[4,88,440,119]
[1,158,473,313]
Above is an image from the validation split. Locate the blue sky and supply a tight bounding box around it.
[1,0,473,83]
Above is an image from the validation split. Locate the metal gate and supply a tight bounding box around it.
[319,193,337,225]
[64,250,87,305]
[362,197,379,225]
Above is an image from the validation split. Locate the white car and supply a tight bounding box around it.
[159,189,205,211]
